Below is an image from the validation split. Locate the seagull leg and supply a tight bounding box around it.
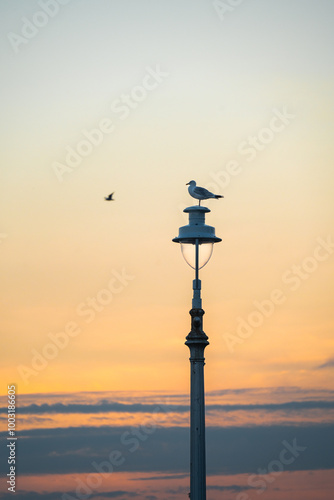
[199,200,201,206]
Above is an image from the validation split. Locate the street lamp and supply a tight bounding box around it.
[173,205,221,500]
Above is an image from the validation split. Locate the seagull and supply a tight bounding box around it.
[104,192,114,201]
[186,180,223,206]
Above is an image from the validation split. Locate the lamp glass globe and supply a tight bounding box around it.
[181,242,213,270]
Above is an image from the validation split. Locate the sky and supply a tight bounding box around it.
[0,0,334,499]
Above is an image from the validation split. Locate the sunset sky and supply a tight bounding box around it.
[1,1,334,499]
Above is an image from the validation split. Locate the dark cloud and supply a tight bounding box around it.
[207,485,255,491]
[0,494,62,500]
[0,491,138,500]
[0,494,60,500]
[1,399,334,415]
[132,473,189,481]
[92,493,139,498]
[1,424,333,476]
[1,401,184,415]
[317,358,334,369]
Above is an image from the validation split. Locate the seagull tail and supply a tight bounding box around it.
[215,195,224,199]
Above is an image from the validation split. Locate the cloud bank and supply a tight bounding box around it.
[1,424,333,476]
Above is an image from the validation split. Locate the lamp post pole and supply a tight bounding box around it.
[185,272,208,500]
[173,206,221,500]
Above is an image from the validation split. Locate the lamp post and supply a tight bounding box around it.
[173,205,221,500]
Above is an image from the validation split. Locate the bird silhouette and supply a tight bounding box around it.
[104,192,114,201]
[186,180,223,206]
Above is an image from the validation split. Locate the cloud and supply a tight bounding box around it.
[1,399,334,415]
[317,358,334,369]
[0,491,138,500]
[94,493,139,498]
[1,424,333,476]
[1,401,187,415]
[131,473,189,481]
[207,485,255,491]
[0,494,61,500]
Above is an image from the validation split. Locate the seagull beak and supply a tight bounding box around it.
[186,182,190,185]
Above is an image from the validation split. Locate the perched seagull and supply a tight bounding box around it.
[186,180,223,206]
[104,192,114,201]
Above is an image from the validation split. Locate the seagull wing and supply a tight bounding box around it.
[193,186,214,198]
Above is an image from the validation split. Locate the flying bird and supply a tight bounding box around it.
[104,192,114,201]
[186,180,223,205]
